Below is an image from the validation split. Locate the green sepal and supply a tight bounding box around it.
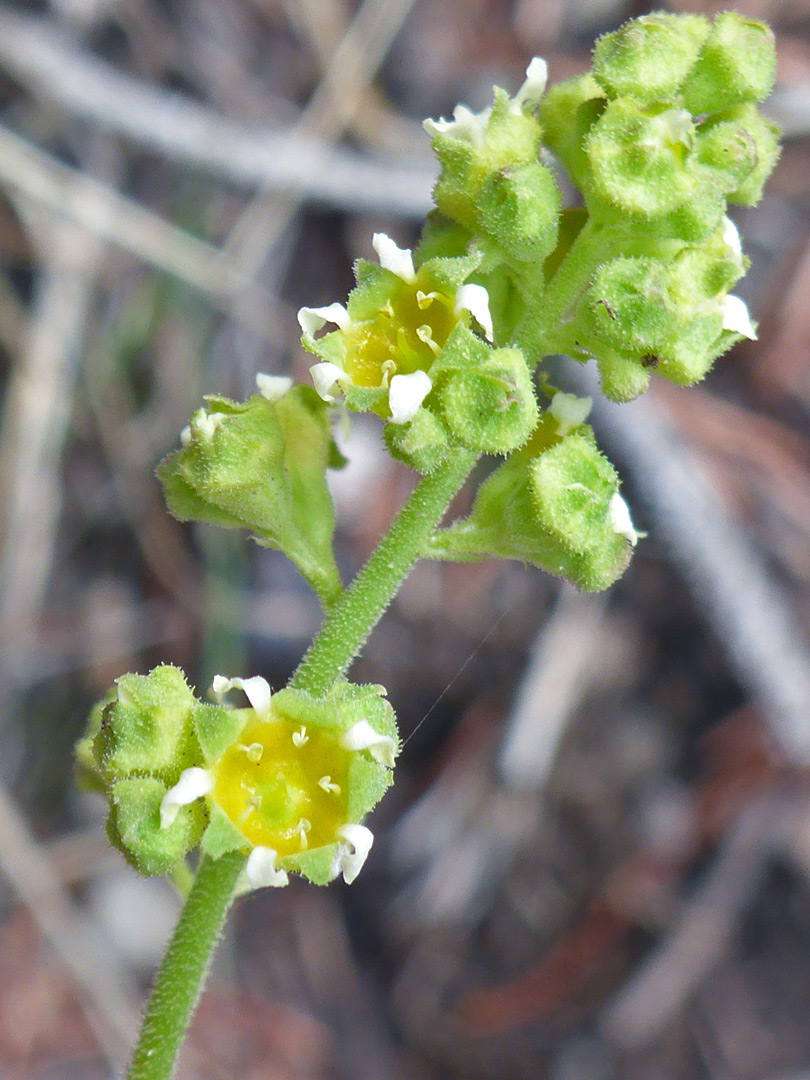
[430,325,538,454]
[271,681,398,746]
[592,13,709,105]
[595,348,653,403]
[680,13,776,115]
[200,802,248,860]
[278,845,338,887]
[94,665,199,781]
[158,386,341,606]
[108,776,206,876]
[193,704,249,766]
[75,694,112,795]
[384,407,450,474]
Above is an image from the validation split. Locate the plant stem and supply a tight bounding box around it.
[291,446,478,695]
[125,445,478,1080]
[127,852,243,1080]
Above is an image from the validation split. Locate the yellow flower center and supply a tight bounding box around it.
[343,276,459,387]
[211,716,350,856]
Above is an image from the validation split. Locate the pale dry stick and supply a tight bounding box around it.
[601,796,777,1050]
[220,0,420,282]
[0,209,102,683]
[498,586,607,791]
[0,8,434,220]
[0,780,141,1066]
[279,0,426,156]
[0,123,242,295]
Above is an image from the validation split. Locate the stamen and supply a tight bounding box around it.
[239,742,263,764]
[416,325,441,356]
[318,776,341,794]
[297,817,312,850]
[292,726,309,747]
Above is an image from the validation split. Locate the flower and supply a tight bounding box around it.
[299,233,493,425]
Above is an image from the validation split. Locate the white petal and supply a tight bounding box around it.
[255,373,293,401]
[310,361,352,404]
[245,846,289,889]
[388,370,432,425]
[160,768,213,830]
[333,824,374,884]
[658,108,693,146]
[297,303,351,338]
[372,233,415,282]
[194,411,226,440]
[721,295,757,339]
[340,720,398,767]
[211,675,272,719]
[609,492,640,546]
[722,216,743,261]
[548,391,592,435]
[423,104,490,146]
[455,283,494,342]
[511,56,548,111]
[179,425,191,447]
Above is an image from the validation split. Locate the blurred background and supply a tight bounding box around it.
[1,0,810,1077]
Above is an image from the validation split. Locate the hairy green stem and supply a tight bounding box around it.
[127,852,243,1080]
[125,445,478,1080]
[291,446,479,695]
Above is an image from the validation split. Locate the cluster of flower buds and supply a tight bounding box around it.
[77,666,398,887]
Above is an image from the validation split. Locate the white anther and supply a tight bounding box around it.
[609,492,640,546]
[333,824,374,884]
[372,233,416,282]
[388,371,433,425]
[211,675,272,720]
[239,742,263,764]
[455,283,494,342]
[416,325,441,356]
[159,768,213,830]
[721,295,757,340]
[310,361,352,404]
[297,303,351,338]
[340,720,398,767]
[245,846,289,889]
[318,775,341,794]
[292,726,309,747]
[549,391,592,435]
[255,373,293,401]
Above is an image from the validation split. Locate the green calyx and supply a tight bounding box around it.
[157,383,342,607]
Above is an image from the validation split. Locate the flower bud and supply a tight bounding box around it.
[108,776,207,876]
[429,422,632,591]
[539,73,605,189]
[592,12,709,105]
[696,105,781,207]
[585,99,697,220]
[474,162,560,265]
[680,13,776,116]
[158,384,341,605]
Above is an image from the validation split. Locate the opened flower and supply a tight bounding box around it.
[299,232,493,426]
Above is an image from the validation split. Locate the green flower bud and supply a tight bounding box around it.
[383,406,450,474]
[158,382,341,606]
[585,99,698,220]
[428,418,634,591]
[697,105,781,206]
[680,13,776,116]
[430,325,538,454]
[425,66,547,231]
[474,162,560,265]
[593,12,709,105]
